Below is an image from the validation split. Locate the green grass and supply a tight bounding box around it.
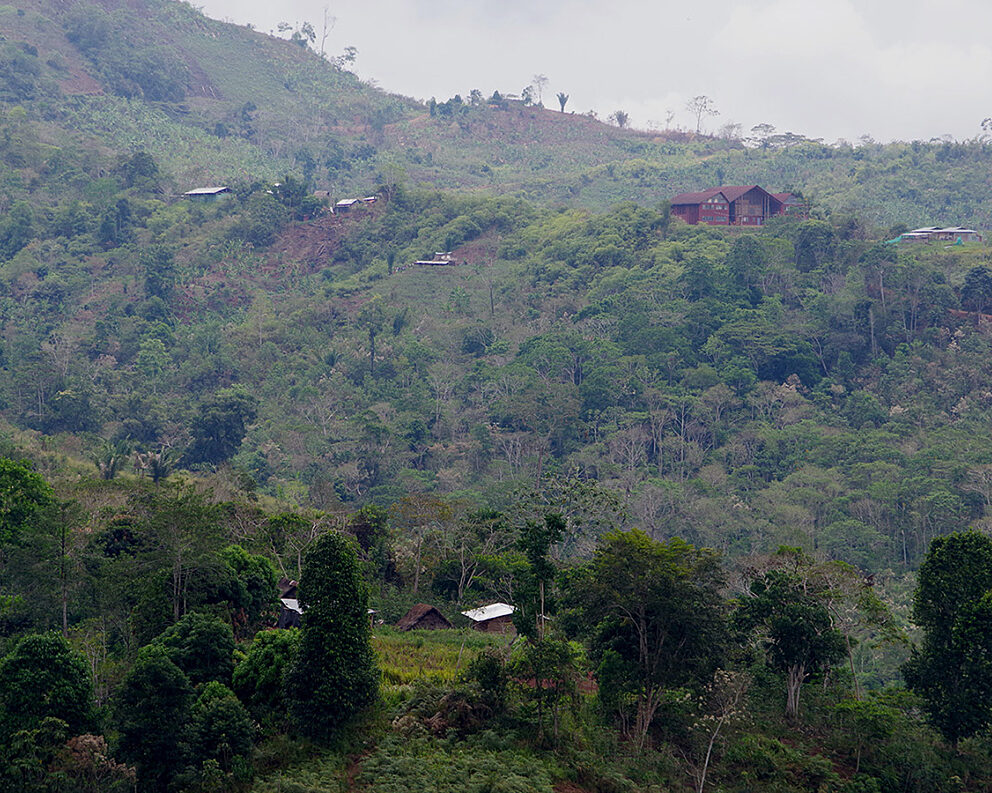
[374,627,509,686]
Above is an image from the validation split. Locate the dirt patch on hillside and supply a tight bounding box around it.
[267,204,383,274]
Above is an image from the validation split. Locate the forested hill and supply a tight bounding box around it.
[4,0,992,225]
[8,2,992,792]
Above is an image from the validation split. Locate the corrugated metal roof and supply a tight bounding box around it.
[461,602,515,622]
[281,598,301,614]
[184,186,230,196]
[335,198,360,206]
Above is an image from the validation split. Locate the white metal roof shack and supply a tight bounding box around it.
[183,186,230,196]
[461,602,515,623]
[281,598,301,614]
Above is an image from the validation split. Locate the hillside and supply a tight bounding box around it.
[6,2,992,792]
[4,0,992,226]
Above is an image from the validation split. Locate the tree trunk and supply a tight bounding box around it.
[845,632,862,700]
[698,711,729,793]
[538,579,545,639]
[412,535,422,593]
[785,664,806,720]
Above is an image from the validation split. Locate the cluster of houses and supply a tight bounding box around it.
[182,186,378,216]
[669,185,805,226]
[671,187,986,244]
[277,578,515,633]
[332,195,377,213]
[895,226,983,244]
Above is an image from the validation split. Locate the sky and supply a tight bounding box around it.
[196,0,992,143]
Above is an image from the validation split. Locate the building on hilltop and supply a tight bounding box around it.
[898,226,983,243]
[670,185,801,226]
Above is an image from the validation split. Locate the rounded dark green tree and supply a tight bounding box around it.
[232,628,299,726]
[152,611,235,687]
[0,632,93,739]
[113,645,192,791]
[903,531,992,744]
[284,531,379,741]
[181,681,254,784]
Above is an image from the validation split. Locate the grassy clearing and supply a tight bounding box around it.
[373,627,510,686]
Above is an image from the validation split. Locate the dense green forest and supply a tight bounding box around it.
[7,0,992,791]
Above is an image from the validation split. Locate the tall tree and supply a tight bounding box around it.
[0,457,53,546]
[569,530,728,749]
[902,531,992,744]
[114,645,192,792]
[531,73,549,105]
[358,295,387,378]
[734,565,846,720]
[556,92,569,112]
[962,265,992,323]
[184,386,258,467]
[0,632,94,740]
[284,531,379,741]
[686,95,718,133]
[516,512,565,639]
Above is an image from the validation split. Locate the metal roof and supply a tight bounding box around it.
[671,185,780,206]
[335,198,360,206]
[670,188,728,205]
[183,186,230,196]
[461,602,515,622]
[281,598,301,614]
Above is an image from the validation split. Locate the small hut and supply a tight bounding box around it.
[277,598,302,629]
[335,198,360,213]
[395,603,452,631]
[461,602,515,633]
[183,186,230,200]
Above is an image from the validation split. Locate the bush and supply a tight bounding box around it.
[0,632,94,739]
[152,611,235,687]
[232,629,299,726]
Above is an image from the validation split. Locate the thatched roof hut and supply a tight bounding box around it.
[395,603,452,631]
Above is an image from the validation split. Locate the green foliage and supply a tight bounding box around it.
[359,733,554,793]
[0,717,70,793]
[0,200,34,259]
[232,628,299,726]
[568,530,727,745]
[151,610,236,687]
[284,531,379,741]
[185,386,259,467]
[734,563,847,719]
[0,632,94,740]
[903,531,992,743]
[0,457,53,545]
[220,544,278,634]
[179,681,254,787]
[113,644,193,790]
[0,42,41,102]
[64,5,189,101]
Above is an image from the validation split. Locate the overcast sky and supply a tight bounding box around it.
[197,0,992,143]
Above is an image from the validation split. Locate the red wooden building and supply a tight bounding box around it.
[671,185,799,226]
